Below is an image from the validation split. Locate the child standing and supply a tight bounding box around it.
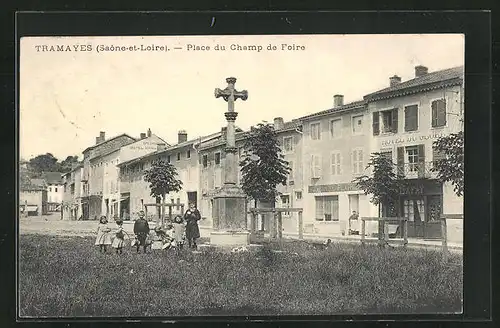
[95,216,112,253]
[112,218,126,254]
[172,215,186,250]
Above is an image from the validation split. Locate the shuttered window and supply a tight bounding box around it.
[352,149,364,174]
[431,99,447,127]
[331,152,342,175]
[311,155,322,178]
[404,105,419,131]
[372,112,380,136]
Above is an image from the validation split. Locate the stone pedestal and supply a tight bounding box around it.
[210,184,250,246]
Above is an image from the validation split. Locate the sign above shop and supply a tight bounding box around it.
[380,132,446,147]
[308,183,359,193]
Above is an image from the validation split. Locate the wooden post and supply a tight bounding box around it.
[384,219,389,244]
[250,211,256,235]
[361,218,366,245]
[60,203,63,220]
[378,217,384,247]
[298,210,303,240]
[144,206,148,221]
[278,212,283,239]
[168,206,172,223]
[271,211,277,239]
[441,217,448,262]
[403,218,408,246]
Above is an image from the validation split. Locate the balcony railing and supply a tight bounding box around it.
[396,161,436,179]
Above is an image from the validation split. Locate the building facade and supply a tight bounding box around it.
[299,96,378,237]
[81,131,136,219]
[364,65,464,240]
[42,172,64,211]
[62,164,83,220]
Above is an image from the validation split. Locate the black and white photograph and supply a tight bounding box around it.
[18,32,465,317]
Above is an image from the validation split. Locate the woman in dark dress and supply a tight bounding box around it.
[184,203,201,249]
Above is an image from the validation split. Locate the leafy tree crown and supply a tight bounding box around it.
[143,159,183,198]
[431,131,464,197]
[240,123,291,203]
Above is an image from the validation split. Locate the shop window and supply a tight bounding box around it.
[315,195,339,221]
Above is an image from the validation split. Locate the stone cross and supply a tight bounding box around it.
[214,77,248,186]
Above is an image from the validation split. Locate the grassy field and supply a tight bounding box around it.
[18,234,462,317]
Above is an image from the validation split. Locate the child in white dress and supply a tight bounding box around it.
[95,216,112,253]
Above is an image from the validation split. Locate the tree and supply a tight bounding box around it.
[60,155,80,173]
[29,153,60,176]
[240,123,291,206]
[143,159,183,225]
[352,152,404,217]
[431,131,464,197]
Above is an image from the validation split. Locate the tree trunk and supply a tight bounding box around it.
[161,194,166,228]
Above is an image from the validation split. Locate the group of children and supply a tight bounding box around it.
[94,203,202,254]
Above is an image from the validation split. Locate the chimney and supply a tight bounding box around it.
[95,137,100,145]
[415,65,428,78]
[140,133,146,139]
[147,128,152,137]
[178,130,188,143]
[273,117,284,130]
[99,131,105,141]
[389,75,402,87]
[333,95,344,108]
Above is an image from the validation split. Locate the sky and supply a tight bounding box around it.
[20,34,464,161]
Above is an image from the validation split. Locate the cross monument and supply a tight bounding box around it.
[209,77,251,247]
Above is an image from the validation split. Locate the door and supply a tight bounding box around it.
[402,197,426,238]
[187,192,197,208]
[348,194,360,232]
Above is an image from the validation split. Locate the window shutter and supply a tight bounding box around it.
[316,155,322,177]
[417,144,425,178]
[359,150,364,173]
[337,153,342,174]
[405,105,418,132]
[431,101,438,127]
[391,108,399,133]
[372,112,380,136]
[311,155,316,178]
[397,146,405,177]
[438,99,447,127]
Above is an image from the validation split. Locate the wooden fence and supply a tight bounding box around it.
[360,217,408,247]
[248,208,303,244]
[441,214,463,262]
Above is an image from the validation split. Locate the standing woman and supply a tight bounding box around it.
[184,203,201,249]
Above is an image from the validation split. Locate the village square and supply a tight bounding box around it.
[19,35,464,317]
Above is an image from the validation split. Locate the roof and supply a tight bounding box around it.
[21,178,47,191]
[299,100,367,121]
[82,133,136,154]
[364,66,464,101]
[276,120,302,132]
[117,131,221,167]
[42,172,63,185]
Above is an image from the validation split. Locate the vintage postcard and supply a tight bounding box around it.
[18,33,464,317]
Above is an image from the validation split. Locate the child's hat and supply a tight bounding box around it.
[174,215,183,223]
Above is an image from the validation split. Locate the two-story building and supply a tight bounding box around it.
[364,65,464,239]
[299,95,377,236]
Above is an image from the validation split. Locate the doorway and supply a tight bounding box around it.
[348,194,360,233]
[187,192,197,208]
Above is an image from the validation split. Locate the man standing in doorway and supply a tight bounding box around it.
[348,210,359,235]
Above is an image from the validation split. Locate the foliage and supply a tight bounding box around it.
[431,131,464,197]
[143,159,183,200]
[240,123,291,204]
[28,153,59,176]
[60,156,80,173]
[26,153,80,176]
[352,152,405,215]
[19,234,463,316]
